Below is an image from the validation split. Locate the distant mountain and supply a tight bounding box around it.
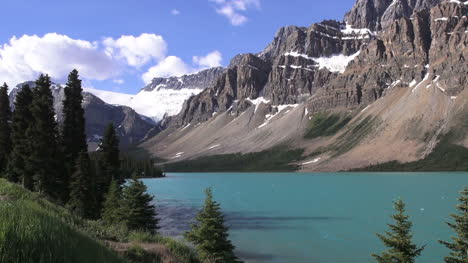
[8,67,226,149]
[139,0,468,171]
[85,67,226,121]
[9,82,158,150]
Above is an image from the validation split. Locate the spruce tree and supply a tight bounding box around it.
[373,199,425,263]
[121,177,158,233]
[0,83,12,174]
[439,186,468,263]
[67,152,94,218]
[102,179,124,225]
[185,188,240,263]
[62,69,87,201]
[6,84,34,187]
[96,123,120,210]
[29,74,61,198]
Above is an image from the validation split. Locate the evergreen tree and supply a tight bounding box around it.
[185,188,240,263]
[102,179,124,225]
[439,186,468,263]
[96,123,120,210]
[373,199,425,263]
[62,69,87,201]
[121,177,158,233]
[0,83,11,174]
[67,152,93,218]
[29,74,61,198]
[6,84,34,187]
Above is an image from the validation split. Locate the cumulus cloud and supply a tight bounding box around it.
[103,33,167,67]
[0,32,222,87]
[142,56,191,83]
[171,9,180,15]
[0,33,120,86]
[210,0,260,26]
[193,50,222,68]
[142,50,223,84]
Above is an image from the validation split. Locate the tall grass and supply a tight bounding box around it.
[0,199,125,263]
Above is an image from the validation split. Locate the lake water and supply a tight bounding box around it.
[143,172,467,263]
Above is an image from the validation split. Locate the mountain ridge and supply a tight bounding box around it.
[138,0,467,171]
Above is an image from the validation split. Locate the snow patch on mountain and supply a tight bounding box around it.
[84,87,203,120]
[313,51,361,73]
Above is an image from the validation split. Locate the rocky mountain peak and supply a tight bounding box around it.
[142,67,226,92]
[344,0,443,30]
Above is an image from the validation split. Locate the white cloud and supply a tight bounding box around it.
[171,9,180,15]
[0,33,119,86]
[0,32,222,88]
[142,50,223,84]
[113,79,125,84]
[103,33,167,67]
[210,0,260,26]
[142,56,191,83]
[193,50,222,68]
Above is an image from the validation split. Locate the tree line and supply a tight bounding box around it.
[0,70,159,229]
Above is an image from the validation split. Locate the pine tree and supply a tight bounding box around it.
[67,152,93,218]
[96,123,120,210]
[0,83,12,174]
[373,199,425,263]
[184,188,240,263]
[102,179,124,225]
[6,84,34,187]
[121,177,158,233]
[62,69,87,201]
[29,74,61,198]
[439,186,468,263]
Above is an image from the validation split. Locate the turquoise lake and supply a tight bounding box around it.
[143,172,467,263]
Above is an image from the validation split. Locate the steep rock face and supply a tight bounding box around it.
[143,67,226,92]
[428,1,468,95]
[175,20,374,124]
[344,0,443,30]
[309,1,467,113]
[9,83,157,148]
[176,54,271,125]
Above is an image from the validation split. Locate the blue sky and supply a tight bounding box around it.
[0,0,355,94]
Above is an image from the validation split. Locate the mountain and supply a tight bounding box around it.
[9,82,158,149]
[8,67,225,149]
[85,67,226,121]
[138,0,467,171]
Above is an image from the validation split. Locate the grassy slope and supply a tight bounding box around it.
[0,179,125,263]
[304,112,352,139]
[162,146,305,172]
[0,179,200,263]
[352,133,468,172]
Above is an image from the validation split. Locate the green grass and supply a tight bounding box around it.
[352,133,468,171]
[332,116,379,157]
[129,232,201,263]
[125,244,162,263]
[162,146,305,172]
[0,180,125,263]
[0,179,201,263]
[304,113,352,139]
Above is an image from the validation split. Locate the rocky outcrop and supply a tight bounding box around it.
[176,54,271,125]
[344,0,443,30]
[9,82,157,148]
[309,0,467,112]
[143,67,226,92]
